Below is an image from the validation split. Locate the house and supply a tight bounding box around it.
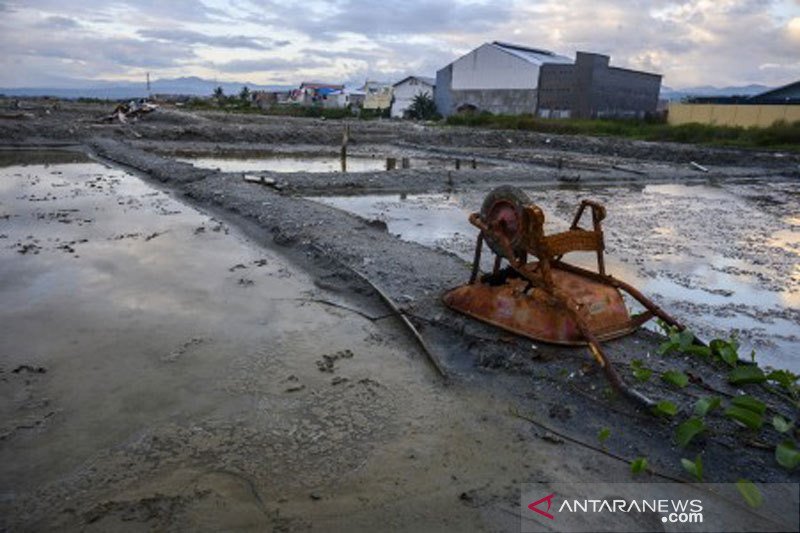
[290,82,346,106]
[252,90,291,109]
[346,89,366,108]
[361,81,393,110]
[391,76,435,118]
[537,52,662,119]
[434,41,572,116]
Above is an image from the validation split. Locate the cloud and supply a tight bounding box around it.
[288,0,512,39]
[1,0,799,88]
[138,29,285,50]
[213,57,327,73]
[36,15,80,29]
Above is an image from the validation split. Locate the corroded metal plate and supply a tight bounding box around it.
[442,265,636,345]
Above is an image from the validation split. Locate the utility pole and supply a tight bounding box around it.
[146,72,151,98]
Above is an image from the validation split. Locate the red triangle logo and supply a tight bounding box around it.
[528,493,556,520]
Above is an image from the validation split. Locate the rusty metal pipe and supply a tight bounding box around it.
[469,233,483,284]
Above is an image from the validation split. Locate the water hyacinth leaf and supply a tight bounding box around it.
[677,330,695,350]
[662,370,689,388]
[676,417,706,448]
[718,345,739,367]
[658,339,679,355]
[728,365,766,385]
[767,370,800,396]
[736,479,763,508]
[731,395,766,414]
[631,359,653,382]
[633,367,653,382]
[772,415,794,434]
[681,455,703,481]
[766,369,798,388]
[710,338,740,367]
[694,396,721,417]
[685,345,711,358]
[725,406,764,430]
[776,441,800,470]
[630,457,648,475]
[709,339,727,356]
[653,400,678,417]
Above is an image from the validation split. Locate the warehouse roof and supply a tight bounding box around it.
[393,76,436,87]
[492,41,572,65]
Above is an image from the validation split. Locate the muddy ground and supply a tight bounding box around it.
[0,101,799,531]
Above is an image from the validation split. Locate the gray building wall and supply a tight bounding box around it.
[435,65,453,117]
[435,60,539,116]
[538,52,661,119]
[447,89,537,115]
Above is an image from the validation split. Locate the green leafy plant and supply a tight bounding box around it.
[658,328,695,355]
[631,359,653,382]
[736,479,763,508]
[694,396,722,417]
[676,417,707,448]
[652,400,678,418]
[772,415,794,434]
[597,427,611,445]
[681,455,703,481]
[710,337,740,367]
[725,395,766,430]
[630,457,648,475]
[406,92,440,120]
[776,440,800,470]
[767,369,800,398]
[662,370,689,388]
[728,365,766,385]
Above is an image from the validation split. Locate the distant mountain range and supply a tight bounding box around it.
[659,84,771,101]
[0,76,774,101]
[0,76,293,100]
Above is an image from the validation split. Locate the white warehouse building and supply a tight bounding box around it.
[391,76,435,118]
[434,41,572,116]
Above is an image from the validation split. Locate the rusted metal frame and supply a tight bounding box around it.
[466,211,655,408]
[563,300,655,408]
[568,200,606,276]
[499,237,654,408]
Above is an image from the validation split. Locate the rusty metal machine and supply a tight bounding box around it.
[443,186,688,407]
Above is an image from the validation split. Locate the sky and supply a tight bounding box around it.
[0,0,798,89]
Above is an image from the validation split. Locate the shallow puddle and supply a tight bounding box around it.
[0,154,417,497]
[312,179,800,372]
[178,153,480,173]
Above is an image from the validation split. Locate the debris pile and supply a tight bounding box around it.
[100,100,159,124]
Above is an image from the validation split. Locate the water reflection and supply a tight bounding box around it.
[310,182,800,372]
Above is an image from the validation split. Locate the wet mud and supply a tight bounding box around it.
[1,103,799,530]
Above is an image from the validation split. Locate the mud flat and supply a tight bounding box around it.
[1,103,799,530]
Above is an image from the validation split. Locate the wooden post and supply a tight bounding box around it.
[455,159,461,170]
[471,158,477,169]
[401,157,410,169]
[340,124,350,172]
[386,157,396,170]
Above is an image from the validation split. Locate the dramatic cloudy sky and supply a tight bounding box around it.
[1,0,798,88]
